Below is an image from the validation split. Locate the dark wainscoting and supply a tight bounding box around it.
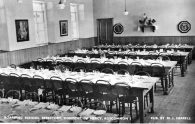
[0,37,95,67]
[113,36,195,59]
[113,36,195,45]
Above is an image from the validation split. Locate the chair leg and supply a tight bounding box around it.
[161,78,165,91]
[135,102,139,119]
[122,102,125,116]
[116,99,119,115]
[130,103,133,123]
[110,101,113,113]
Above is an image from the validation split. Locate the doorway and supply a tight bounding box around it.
[97,18,113,45]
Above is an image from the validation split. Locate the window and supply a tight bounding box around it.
[33,1,48,46]
[70,4,79,40]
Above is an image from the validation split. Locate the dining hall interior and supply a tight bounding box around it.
[0,0,195,123]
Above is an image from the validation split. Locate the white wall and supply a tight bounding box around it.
[43,0,95,43]
[1,0,94,51]
[4,0,37,51]
[93,0,195,37]
[0,0,9,51]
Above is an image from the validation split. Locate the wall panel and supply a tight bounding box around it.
[0,37,95,67]
[113,36,195,59]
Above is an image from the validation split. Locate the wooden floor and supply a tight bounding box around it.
[120,61,195,123]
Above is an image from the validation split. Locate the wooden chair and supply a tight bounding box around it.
[114,83,138,122]
[101,68,114,74]
[96,80,118,113]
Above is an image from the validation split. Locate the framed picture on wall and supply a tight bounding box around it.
[15,20,30,42]
[59,20,68,36]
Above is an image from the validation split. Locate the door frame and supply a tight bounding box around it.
[97,18,113,45]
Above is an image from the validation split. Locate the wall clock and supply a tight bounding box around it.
[113,23,124,34]
[178,21,191,33]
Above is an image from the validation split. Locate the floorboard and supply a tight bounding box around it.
[120,61,195,123]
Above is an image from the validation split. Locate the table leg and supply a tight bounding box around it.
[149,86,154,113]
[138,92,144,123]
[163,76,169,95]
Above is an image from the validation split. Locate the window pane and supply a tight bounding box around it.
[36,12,44,23]
[71,13,76,22]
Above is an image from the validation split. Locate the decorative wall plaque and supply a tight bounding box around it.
[113,23,124,34]
[178,21,191,33]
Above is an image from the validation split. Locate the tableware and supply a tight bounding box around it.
[93,110,106,115]
[79,109,95,117]
[58,106,72,112]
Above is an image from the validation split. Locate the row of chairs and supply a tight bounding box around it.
[92,46,186,52]
[0,72,141,122]
[58,64,172,93]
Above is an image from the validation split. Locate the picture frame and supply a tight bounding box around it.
[59,20,68,36]
[15,20,30,42]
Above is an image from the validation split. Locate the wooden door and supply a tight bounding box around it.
[97,18,113,45]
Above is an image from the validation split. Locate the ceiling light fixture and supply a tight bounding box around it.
[123,0,129,15]
[57,0,66,9]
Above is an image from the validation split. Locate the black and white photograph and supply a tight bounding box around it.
[0,0,195,123]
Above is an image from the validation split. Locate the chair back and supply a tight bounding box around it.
[91,60,101,70]
[117,69,129,75]
[170,53,182,64]
[84,101,107,111]
[87,69,100,73]
[128,51,137,56]
[10,64,17,69]
[130,62,143,74]
[157,55,170,61]
[64,59,74,68]
[149,52,158,56]
[55,59,64,65]
[5,90,21,99]
[134,71,151,77]
[114,83,132,96]
[9,73,21,90]
[73,67,86,72]
[0,73,10,91]
[101,68,114,74]
[64,97,83,108]
[150,63,165,77]
[65,78,78,91]
[96,80,112,94]
[50,76,63,90]
[143,56,153,60]
[79,79,94,93]
[25,92,39,102]
[21,74,34,92]
[118,61,128,70]
[33,75,45,89]
[59,65,72,72]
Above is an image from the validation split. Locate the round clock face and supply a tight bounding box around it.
[113,23,124,34]
[178,21,191,33]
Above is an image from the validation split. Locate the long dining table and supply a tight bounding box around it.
[32,56,177,95]
[0,67,159,123]
[92,44,194,65]
[68,49,189,77]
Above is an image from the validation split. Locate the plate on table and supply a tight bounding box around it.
[93,110,106,115]
[0,98,9,103]
[69,107,82,112]
[58,106,72,112]
[46,104,59,110]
